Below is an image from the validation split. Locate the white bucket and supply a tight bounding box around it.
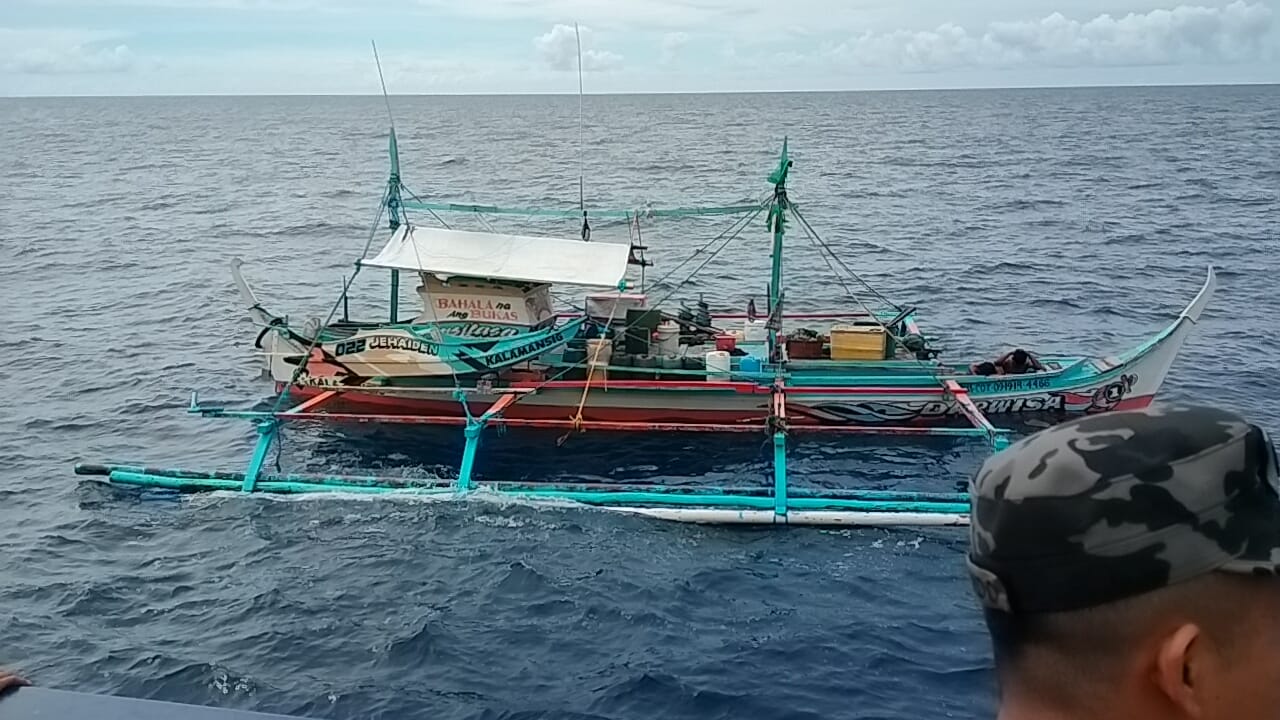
[586,338,613,381]
[654,320,681,356]
[743,319,769,343]
[705,350,731,380]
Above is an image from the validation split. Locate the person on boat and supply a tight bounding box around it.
[995,348,1044,375]
[969,360,1002,376]
[0,669,29,694]
[966,404,1280,720]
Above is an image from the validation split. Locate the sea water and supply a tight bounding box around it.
[0,86,1277,719]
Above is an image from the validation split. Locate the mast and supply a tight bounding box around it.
[386,127,403,230]
[373,40,403,231]
[574,22,590,242]
[373,40,404,322]
[386,129,402,322]
[766,137,791,360]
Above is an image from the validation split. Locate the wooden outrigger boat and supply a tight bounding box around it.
[75,129,1216,526]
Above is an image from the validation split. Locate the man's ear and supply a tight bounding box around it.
[1152,623,1203,718]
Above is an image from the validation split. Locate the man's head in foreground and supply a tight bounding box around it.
[967,403,1280,720]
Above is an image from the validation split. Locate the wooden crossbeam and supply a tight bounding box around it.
[479,393,518,422]
[281,390,337,415]
[943,379,998,438]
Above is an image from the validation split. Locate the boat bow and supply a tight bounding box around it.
[1117,264,1215,364]
[1088,264,1216,409]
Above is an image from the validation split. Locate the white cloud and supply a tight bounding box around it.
[823,1,1273,72]
[0,29,139,75]
[14,0,363,9]
[11,44,136,74]
[421,0,738,31]
[534,24,622,72]
[2,1,1275,94]
[660,31,690,64]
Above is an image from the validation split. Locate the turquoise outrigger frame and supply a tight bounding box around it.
[75,137,1016,527]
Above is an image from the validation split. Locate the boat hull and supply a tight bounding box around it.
[275,371,1154,427]
[255,265,1215,431]
[271,264,1215,429]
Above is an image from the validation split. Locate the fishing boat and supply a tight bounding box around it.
[73,127,1215,526]
[217,125,1213,431]
[73,43,1214,525]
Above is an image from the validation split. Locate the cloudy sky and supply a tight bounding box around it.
[1,0,1276,95]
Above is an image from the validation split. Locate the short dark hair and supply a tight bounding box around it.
[1012,348,1028,363]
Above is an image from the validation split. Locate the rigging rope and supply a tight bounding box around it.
[396,202,467,399]
[399,184,451,230]
[641,191,770,291]
[789,203,944,377]
[266,187,392,416]
[557,299,621,445]
[790,205,902,313]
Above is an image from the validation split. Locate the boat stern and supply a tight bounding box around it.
[231,257,309,384]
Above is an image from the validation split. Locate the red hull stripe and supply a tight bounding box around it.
[512,379,946,396]
[277,384,1158,428]
[513,379,768,393]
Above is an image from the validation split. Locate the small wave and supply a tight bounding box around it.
[974,260,1044,274]
[109,658,258,702]
[380,614,465,666]
[253,221,358,238]
[119,162,172,172]
[991,198,1068,211]
[494,559,556,595]
[1104,232,1153,245]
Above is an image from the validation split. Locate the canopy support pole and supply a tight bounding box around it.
[389,270,400,324]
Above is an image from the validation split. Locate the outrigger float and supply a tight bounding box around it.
[75,128,1216,526]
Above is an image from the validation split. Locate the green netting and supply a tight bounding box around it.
[398,200,763,219]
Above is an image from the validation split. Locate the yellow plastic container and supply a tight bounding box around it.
[830,325,887,361]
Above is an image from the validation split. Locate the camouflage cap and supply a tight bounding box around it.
[967,403,1280,615]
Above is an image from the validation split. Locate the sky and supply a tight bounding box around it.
[0,0,1277,95]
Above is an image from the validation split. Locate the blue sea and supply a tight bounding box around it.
[1,85,1277,719]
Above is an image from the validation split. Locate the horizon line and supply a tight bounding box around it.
[3,79,1277,100]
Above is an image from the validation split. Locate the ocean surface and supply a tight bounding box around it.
[1,85,1277,719]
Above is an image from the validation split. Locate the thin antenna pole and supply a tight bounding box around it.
[574,22,584,213]
[371,39,395,132]
[371,39,402,230]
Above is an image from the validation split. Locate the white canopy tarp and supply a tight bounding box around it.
[360,225,631,288]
